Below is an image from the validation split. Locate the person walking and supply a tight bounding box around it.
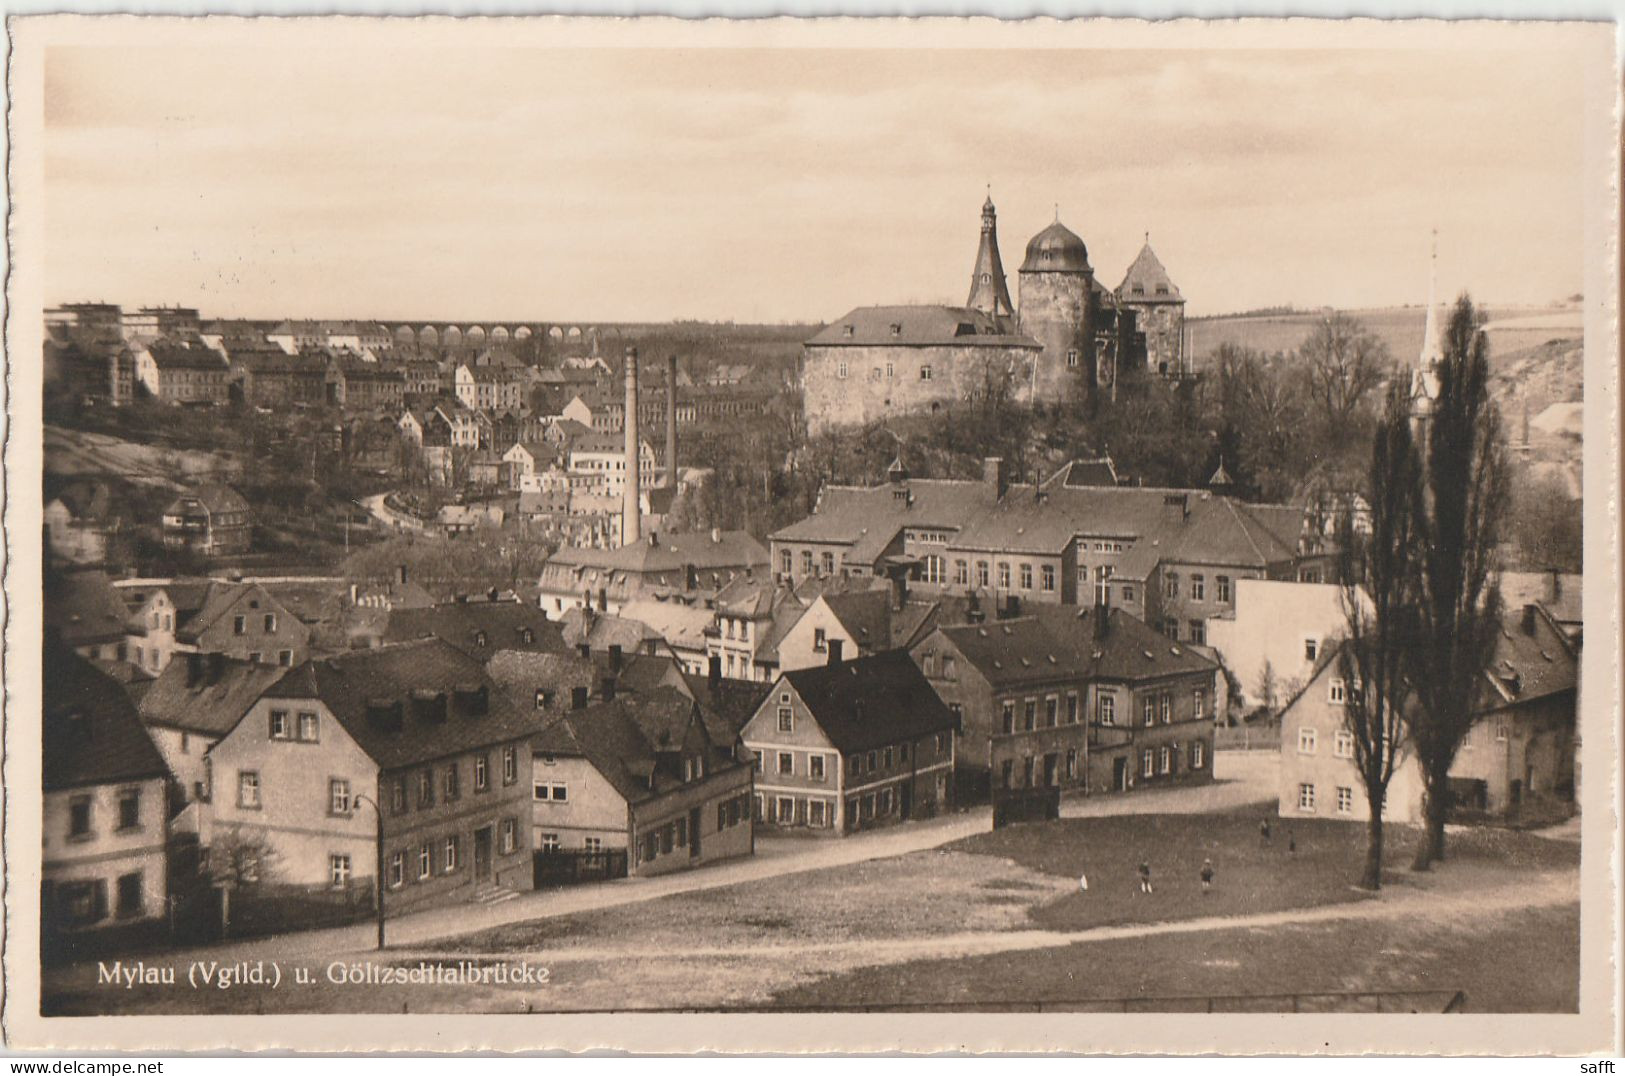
[1137,861,1154,895]
[1259,816,1272,845]
[1287,830,1297,856]
[1200,858,1215,895]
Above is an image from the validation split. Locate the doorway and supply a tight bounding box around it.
[473,825,494,882]
[1113,756,1129,792]
[899,781,913,821]
[688,807,702,859]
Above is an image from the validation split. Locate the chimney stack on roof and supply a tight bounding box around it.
[571,685,589,710]
[984,457,1008,501]
[623,346,642,547]
[708,653,722,689]
[601,676,617,703]
[1522,603,1538,637]
[827,637,844,667]
[609,643,623,671]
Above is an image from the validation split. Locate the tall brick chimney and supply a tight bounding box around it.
[623,346,642,546]
[665,354,679,489]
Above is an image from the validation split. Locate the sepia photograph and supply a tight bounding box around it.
[3,13,1619,1056]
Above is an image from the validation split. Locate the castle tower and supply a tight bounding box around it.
[1115,234,1185,377]
[966,193,1015,323]
[1017,213,1096,408]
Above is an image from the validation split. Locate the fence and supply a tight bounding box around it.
[534,849,630,888]
[992,786,1061,829]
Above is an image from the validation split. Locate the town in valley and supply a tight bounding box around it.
[35,45,1589,1018]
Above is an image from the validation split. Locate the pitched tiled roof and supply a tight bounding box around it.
[683,674,772,744]
[169,483,249,517]
[821,591,941,653]
[147,340,228,370]
[940,606,1216,687]
[781,650,957,754]
[261,639,540,770]
[1115,241,1183,303]
[175,582,284,644]
[139,655,288,735]
[547,530,769,575]
[619,599,714,653]
[45,569,133,647]
[806,306,1040,348]
[533,687,733,805]
[1482,605,1578,709]
[770,479,999,564]
[558,608,666,654]
[380,600,565,663]
[44,640,170,791]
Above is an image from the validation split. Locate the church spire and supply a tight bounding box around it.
[967,192,1015,321]
[1410,228,1443,436]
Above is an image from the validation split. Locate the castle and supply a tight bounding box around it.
[800,196,1186,434]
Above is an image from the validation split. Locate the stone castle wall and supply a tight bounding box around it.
[1017,270,1096,406]
[802,342,1039,435]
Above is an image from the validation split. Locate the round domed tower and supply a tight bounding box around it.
[1018,216,1097,408]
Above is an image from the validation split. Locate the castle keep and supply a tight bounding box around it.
[801,197,1185,434]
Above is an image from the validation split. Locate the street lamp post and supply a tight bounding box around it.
[352,791,386,950]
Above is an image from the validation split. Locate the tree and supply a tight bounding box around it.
[1336,380,1424,890]
[1300,314,1390,440]
[1504,466,1582,573]
[207,827,279,939]
[1405,295,1511,870]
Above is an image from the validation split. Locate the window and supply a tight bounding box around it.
[1334,730,1355,759]
[920,365,933,381]
[778,752,794,776]
[117,787,141,830]
[1143,696,1155,727]
[1304,638,1319,662]
[418,769,435,808]
[943,655,957,679]
[269,710,291,740]
[885,362,894,379]
[1329,678,1347,704]
[1001,701,1015,735]
[997,562,1011,589]
[443,766,460,803]
[585,837,603,854]
[977,561,990,587]
[500,818,517,854]
[810,754,825,781]
[418,844,432,880]
[540,832,561,853]
[1065,693,1079,724]
[1019,563,1033,590]
[801,551,813,575]
[1337,786,1355,815]
[781,549,793,574]
[1298,728,1318,754]
[388,851,404,888]
[862,793,875,819]
[954,560,969,586]
[1023,699,1037,731]
[1044,697,1058,728]
[813,627,827,653]
[297,712,319,742]
[238,771,261,809]
[1066,348,1080,367]
[1193,689,1207,720]
[1124,586,1136,603]
[116,872,144,918]
[474,755,489,791]
[867,750,878,771]
[1191,740,1205,768]
[1217,575,1232,603]
[68,795,92,838]
[1041,564,1056,592]
[1099,694,1116,726]
[1160,693,1172,724]
[328,779,351,815]
[777,797,794,824]
[248,652,262,664]
[848,754,862,778]
[329,854,352,889]
[279,650,293,667]
[878,746,891,769]
[1164,573,1179,600]
[1159,745,1172,774]
[822,551,836,575]
[837,362,848,380]
[444,836,459,873]
[879,788,893,815]
[924,555,945,584]
[1188,620,1206,645]
[390,777,407,814]
[809,800,827,827]
[752,750,764,774]
[1495,724,1508,743]
[1298,783,1317,812]
[1142,749,1155,778]
[264,613,277,633]
[503,746,517,785]
[233,615,246,635]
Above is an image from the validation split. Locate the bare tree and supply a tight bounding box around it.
[206,827,279,938]
[1300,314,1390,438]
[1336,380,1424,890]
[1406,295,1510,869]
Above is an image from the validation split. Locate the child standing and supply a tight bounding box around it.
[1138,861,1154,894]
[1200,858,1215,895]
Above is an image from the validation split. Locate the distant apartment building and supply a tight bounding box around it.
[135,341,231,405]
[161,483,252,557]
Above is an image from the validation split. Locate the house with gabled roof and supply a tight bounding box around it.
[137,653,288,807]
[173,580,310,668]
[531,686,754,877]
[1277,602,1578,825]
[162,483,252,557]
[206,638,537,916]
[774,588,941,673]
[42,640,172,952]
[380,597,564,664]
[741,649,956,835]
[45,568,138,663]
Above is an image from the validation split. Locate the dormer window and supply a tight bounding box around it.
[889,323,902,337]
[474,630,488,648]
[1132,283,1145,295]
[842,325,855,338]
[1156,285,1169,295]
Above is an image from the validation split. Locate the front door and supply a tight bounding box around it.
[473,825,493,882]
[1113,757,1128,792]
[688,808,702,859]
[899,781,913,821]
[1043,753,1059,787]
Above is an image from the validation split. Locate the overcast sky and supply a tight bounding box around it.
[44,44,1586,322]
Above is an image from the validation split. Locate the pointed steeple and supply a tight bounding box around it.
[966,190,1015,321]
[1411,229,1443,424]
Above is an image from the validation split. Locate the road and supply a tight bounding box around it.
[360,491,426,532]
